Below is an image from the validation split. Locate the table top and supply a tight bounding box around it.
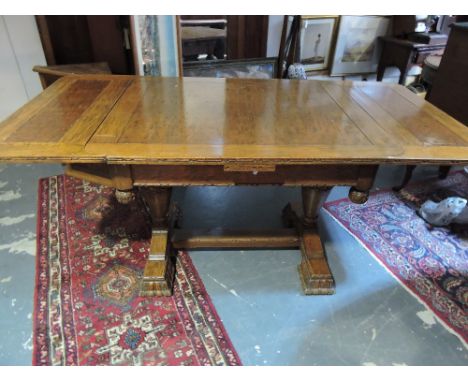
[0,74,467,165]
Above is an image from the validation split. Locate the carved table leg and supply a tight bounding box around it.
[349,165,378,204]
[283,187,334,295]
[138,187,175,297]
[392,165,416,192]
[438,165,451,180]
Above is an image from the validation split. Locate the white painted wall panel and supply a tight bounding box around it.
[3,16,46,99]
[267,16,284,57]
[0,17,29,122]
[0,16,45,122]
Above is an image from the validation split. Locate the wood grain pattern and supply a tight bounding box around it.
[7,79,109,143]
[0,75,467,165]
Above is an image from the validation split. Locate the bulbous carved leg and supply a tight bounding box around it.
[348,187,369,204]
[115,189,134,204]
[112,165,134,204]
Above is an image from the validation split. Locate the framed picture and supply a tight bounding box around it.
[299,16,339,71]
[183,57,277,79]
[330,16,390,76]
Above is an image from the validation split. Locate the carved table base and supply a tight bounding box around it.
[65,163,378,297]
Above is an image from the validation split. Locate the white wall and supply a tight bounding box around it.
[267,16,284,57]
[0,16,46,122]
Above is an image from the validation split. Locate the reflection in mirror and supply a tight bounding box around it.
[179,16,227,63]
[179,16,274,79]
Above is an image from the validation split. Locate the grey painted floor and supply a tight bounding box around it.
[0,164,466,365]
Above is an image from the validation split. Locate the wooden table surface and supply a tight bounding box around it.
[0,74,467,165]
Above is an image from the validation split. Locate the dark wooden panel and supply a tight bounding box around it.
[426,22,468,126]
[43,16,94,64]
[35,15,134,74]
[86,16,133,74]
[227,16,269,59]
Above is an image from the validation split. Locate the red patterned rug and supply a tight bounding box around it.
[324,171,468,345]
[33,175,241,365]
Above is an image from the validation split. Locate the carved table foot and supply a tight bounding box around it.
[138,187,176,297]
[141,229,176,297]
[282,186,335,295]
[298,229,335,295]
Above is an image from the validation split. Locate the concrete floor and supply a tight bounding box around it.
[0,164,466,365]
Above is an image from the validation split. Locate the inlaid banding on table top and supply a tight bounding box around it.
[0,77,131,144]
[0,75,467,165]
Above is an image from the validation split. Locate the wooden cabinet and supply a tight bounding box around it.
[426,22,468,126]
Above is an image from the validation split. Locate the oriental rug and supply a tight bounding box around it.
[33,175,241,366]
[324,171,468,345]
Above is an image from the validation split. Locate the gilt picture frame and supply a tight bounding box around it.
[330,15,390,76]
[300,16,339,72]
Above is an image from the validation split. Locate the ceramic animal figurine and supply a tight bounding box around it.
[419,196,468,226]
[287,64,307,79]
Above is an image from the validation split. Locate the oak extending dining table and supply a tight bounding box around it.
[1,75,467,297]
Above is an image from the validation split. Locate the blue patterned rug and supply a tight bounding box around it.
[324,171,467,345]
